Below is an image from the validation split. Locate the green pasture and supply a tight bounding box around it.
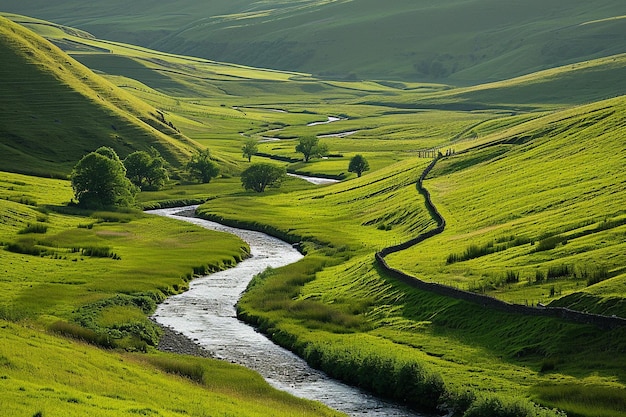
[0,171,248,332]
[1,11,626,417]
[386,96,626,310]
[0,321,344,417]
[206,147,626,416]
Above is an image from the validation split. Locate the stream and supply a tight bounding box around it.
[149,206,425,417]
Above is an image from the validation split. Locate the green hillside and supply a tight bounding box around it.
[0,0,624,82]
[0,16,199,178]
[386,95,626,310]
[1,8,625,417]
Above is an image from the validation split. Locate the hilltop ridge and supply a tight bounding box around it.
[0,0,624,83]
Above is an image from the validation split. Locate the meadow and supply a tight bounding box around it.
[1,11,626,417]
[2,1,625,83]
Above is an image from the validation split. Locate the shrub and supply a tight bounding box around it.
[547,265,571,279]
[49,321,114,348]
[6,239,43,256]
[534,236,565,252]
[17,223,48,234]
[505,270,520,284]
[586,267,610,286]
[463,396,565,417]
[535,270,545,283]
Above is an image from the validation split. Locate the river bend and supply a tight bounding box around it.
[149,207,424,417]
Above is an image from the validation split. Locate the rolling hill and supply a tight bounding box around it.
[0,16,199,178]
[0,0,624,83]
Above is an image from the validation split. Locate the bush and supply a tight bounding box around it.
[547,265,571,279]
[17,223,48,234]
[463,396,565,417]
[5,239,43,256]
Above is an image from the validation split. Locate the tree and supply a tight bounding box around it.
[241,163,286,193]
[71,147,136,209]
[241,139,258,162]
[348,154,370,177]
[295,136,328,162]
[124,149,168,190]
[187,149,219,183]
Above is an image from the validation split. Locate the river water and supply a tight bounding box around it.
[149,206,425,417]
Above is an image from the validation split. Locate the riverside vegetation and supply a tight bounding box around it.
[0,7,625,417]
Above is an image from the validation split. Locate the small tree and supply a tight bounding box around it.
[295,136,328,162]
[348,154,370,177]
[242,139,258,162]
[241,163,286,193]
[71,147,136,209]
[124,149,168,190]
[187,149,219,183]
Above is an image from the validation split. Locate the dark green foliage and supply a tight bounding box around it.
[585,267,610,287]
[17,223,48,234]
[241,163,286,193]
[299,345,445,412]
[186,149,219,183]
[463,396,557,417]
[5,239,43,256]
[71,147,137,209]
[505,271,520,284]
[534,236,565,252]
[546,265,571,280]
[48,321,115,349]
[241,139,259,162]
[535,270,545,283]
[295,136,328,162]
[73,294,161,349]
[124,149,168,190]
[348,154,370,177]
[78,246,121,260]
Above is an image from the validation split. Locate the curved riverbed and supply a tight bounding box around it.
[149,207,425,417]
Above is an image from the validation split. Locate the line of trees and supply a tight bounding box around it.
[71,146,223,209]
[71,136,371,209]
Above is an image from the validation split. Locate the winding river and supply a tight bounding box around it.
[149,206,425,417]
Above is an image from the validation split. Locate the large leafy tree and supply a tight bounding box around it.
[295,136,328,162]
[71,147,136,209]
[348,154,370,177]
[241,139,258,162]
[241,163,286,193]
[187,149,219,183]
[124,149,168,190]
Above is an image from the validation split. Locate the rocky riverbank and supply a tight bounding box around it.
[155,322,213,358]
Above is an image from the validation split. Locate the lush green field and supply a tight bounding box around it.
[1,11,626,417]
[0,171,348,416]
[0,320,343,417]
[386,96,626,310]
[1,1,624,83]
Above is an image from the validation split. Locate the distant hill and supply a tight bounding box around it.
[0,0,624,83]
[0,17,199,178]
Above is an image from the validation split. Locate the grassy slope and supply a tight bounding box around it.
[0,320,343,417]
[1,10,625,417]
[386,95,626,310]
[0,0,624,82]
[0,171,344,417]
[0,16,198,178]
[195,96,626,416]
